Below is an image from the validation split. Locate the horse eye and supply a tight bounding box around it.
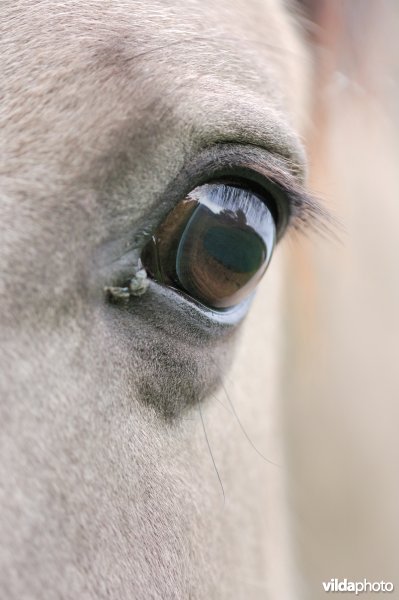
[142,182,277,310]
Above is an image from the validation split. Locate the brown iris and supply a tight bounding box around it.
[141,183,276,309]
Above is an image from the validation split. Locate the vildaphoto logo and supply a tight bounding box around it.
[322,579,394,595]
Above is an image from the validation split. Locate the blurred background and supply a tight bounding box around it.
[283,1,399,597]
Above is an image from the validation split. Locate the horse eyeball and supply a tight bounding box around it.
[142,183,276,310]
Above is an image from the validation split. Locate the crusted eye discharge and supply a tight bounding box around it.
[98,147,331,415]
[101,144,331,320]
[142,180,280,310]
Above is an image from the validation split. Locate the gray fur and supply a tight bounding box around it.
[0,1,309,598]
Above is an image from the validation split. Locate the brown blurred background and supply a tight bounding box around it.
[284,1,399,597]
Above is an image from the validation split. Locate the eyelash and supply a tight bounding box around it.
[102,146,335,315]
[162,145,333,239]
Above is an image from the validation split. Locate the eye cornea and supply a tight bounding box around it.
[141,178,279,310]
[133,142,335,314]
[101,159,332,314]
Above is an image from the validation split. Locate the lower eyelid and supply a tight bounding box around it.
[99,144,327,314]
[146,278,254,327]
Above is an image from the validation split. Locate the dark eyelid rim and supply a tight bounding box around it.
[96,142,334,290]
[153,142,333,242]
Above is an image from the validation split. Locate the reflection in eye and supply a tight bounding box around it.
[142,183,276,310]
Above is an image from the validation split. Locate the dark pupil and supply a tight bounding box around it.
[203,225,265,274]
[176,201,270,309]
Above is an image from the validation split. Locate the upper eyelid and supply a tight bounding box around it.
[94,154,336,307]
[95,142,334,280]
[164,142,334,239]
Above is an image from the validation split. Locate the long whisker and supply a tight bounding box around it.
[210,392,233,415]
[221,381,281,468]
[198,400,225,504]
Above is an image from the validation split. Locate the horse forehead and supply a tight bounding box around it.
[2,0,300,106]
[1,0,306,214]
[5,0,291,49]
